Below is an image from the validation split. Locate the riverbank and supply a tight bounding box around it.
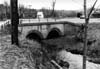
[1,35,100,69]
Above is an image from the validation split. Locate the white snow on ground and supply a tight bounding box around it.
[0,21,5,29]
[0,20,10,29]
[57,50,100,69]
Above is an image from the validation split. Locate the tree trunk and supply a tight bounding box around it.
[10,0,19,46]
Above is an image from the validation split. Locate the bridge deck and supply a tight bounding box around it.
[19,21,81,27]
[1,18,100,27]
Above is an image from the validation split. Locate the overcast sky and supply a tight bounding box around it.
[0,0,100,10]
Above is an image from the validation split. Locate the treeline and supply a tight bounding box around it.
[0,3,37,20]
[40,8,78,18]
[0,3,81,21]
[0,2,100,21]
[0,4,10,20]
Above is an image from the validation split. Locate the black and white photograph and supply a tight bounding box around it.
[0,0,100,69]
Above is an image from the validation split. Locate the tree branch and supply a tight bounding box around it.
[51,60,63,69]
[87,0,98,19]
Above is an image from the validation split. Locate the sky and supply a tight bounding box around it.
[0,0,100,10]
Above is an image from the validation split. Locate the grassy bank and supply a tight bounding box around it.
[0,35,59,69]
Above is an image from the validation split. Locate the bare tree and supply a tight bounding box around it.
[4,1,9,19]
[83,0,98,69]
[51,0,56,17]
[19,4,25,18]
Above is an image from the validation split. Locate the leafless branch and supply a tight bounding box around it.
[88,0,98,19]
[51,0,56,17]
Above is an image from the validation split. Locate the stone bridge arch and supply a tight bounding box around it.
[46,28,62,39]
[26,30,44,41]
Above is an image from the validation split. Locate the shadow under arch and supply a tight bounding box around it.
[46,28,62,39]
[26,30,43,42]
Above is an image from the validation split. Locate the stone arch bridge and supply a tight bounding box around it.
[18,20,81,41]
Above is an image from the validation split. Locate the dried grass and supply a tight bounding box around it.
[0,36,57,69]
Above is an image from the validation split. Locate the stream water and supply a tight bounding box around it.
[57,50,100,69]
